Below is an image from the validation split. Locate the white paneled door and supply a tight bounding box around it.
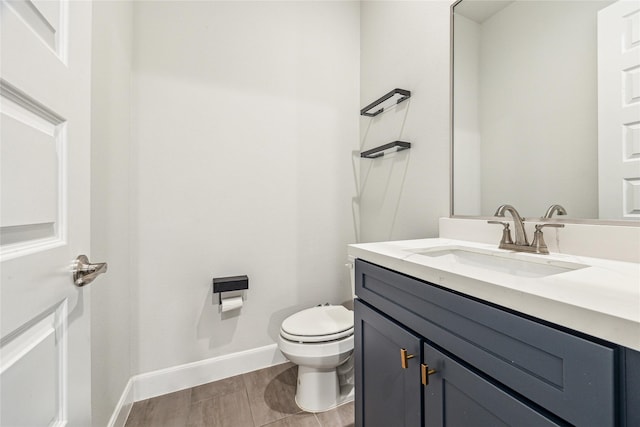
[1,1,94,426]
[598,0,640,219]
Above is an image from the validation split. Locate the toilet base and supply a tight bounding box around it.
[294,365,354,413]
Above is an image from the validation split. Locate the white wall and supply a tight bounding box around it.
[131,1,360,375]
[359,1,451,243]
[479,1,607,218]
[90,1,134,425]
[452,14,481,216]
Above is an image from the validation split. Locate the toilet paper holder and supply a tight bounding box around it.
[213,275,249,305]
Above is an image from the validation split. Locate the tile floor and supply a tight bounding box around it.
[124,363,354,427]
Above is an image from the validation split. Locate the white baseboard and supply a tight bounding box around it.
[132,343,287,402]
[107,378,134,427]
[107,344,287,424]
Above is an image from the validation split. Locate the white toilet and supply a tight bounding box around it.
[278,305,354,412]
[278,261,356,412]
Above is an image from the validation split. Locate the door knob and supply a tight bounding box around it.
[72,255,108,287]
[400,348,415,369]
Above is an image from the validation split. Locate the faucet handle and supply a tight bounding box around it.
[531,223,565,254]
[487,220,513,245]
[534,223,565,231]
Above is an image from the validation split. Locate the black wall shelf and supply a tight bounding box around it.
[361,141,411,159]
[360,88,411,117]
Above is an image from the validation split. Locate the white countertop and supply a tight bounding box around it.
[348,238,640,351]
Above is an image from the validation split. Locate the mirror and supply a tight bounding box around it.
[451,0,640,223]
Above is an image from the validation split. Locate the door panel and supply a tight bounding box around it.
[1,81,64,251]
[1,306,65,426]
[355,300,421,427]
[4,0,65,55]
[0,0,93,425]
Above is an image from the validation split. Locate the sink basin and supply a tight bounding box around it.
[410,246,588,278]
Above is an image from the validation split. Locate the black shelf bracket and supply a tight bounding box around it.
[360,88,411,117]
[361,141,411,159]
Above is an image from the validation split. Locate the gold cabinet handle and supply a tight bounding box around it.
[421,363,437,386]
[400,348,415,369]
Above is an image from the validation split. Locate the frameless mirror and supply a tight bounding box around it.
[451,0,640,223]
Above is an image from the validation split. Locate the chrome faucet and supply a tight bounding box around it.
[487,204,564,254]
[543,204,567,218]
[493,204,528,246]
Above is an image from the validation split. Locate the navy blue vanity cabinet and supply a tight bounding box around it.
[353,259,630,427]
[354,299,421,427]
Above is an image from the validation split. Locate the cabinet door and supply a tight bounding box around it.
[423,343,565,427]
[355,300,421,427]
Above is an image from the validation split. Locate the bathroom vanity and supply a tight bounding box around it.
[349,239,640,427]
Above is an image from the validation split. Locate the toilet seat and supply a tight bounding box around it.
[281,327,354,343]
[280,305,354,343]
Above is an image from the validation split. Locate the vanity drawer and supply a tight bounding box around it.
[355,259,616,427]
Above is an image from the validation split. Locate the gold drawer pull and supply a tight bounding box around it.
[421,363,437,386]
[400,348,415,369]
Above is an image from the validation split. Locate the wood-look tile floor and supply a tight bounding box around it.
[125,363,354,427]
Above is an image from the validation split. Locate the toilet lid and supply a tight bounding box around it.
[281,305,354,341]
